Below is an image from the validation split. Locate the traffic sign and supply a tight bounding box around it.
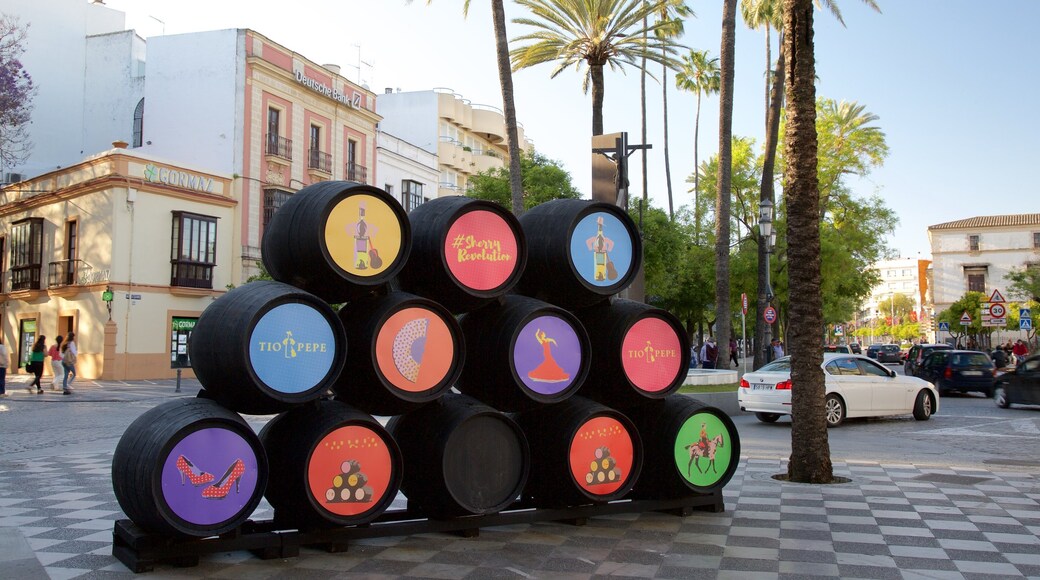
[1022,308,1032,319]
[959,311,972,325]
[938,321,950,332]
[741,293,748,315]
[988,289,1006,303]
[1023,319,1034,331]
[989,303,1006,318]
[764,306,778,324]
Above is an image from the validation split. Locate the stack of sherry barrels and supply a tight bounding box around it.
[111,181,738,540]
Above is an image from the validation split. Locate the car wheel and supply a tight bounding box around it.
[913,390,933,421]
[994,386,1010,409]
[755,412,781,423]
[824,394,845,428]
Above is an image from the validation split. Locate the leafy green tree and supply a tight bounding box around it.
[936,292,986,344]
[510,0,686,136]
[1006,266,1040,303]
[467,150,581,211]
[0,14,35,168]
[876,292,915,322]
[675,49,720,239]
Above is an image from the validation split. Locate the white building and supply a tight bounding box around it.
[375,132,438,213]
[863,257,930,321]
[928,214,1040,338]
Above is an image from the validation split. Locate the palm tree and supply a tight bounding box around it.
[653,2,693,220]
[413,1,525,216]
[510,0,686,136]
[675,49,719,243]
[782,0,830,484]
[714,0,737,372]
[745,0,880,369]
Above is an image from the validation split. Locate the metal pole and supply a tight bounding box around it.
[762,242,772,364]
[175,368,181,393]
[742,311,747,375]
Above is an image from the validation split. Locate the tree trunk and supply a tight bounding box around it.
[714,0,737,372]
[754,41,785,370]
[694,91,702,245]
[592,64,605,136]
[662,61,674,220]
[491,0,524,216]
[641,12,649,212]
[783,0,832,484]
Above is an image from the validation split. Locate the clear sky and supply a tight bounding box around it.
[103,0,1040,259]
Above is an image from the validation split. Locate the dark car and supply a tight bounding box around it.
[905,343,953,376]
[866,344,882,359]
[915,349,996,396]
[848,343,862,354]
[994,355,1040,408]
[872,344,902,364]
[824,344,851,353]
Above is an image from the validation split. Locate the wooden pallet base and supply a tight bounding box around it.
[112,491,724,573]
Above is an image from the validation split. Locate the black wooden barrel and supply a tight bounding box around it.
[188,281,345,415]
[386,393,529,519]
[261,181,412,303]
[619,396,739,498]
[513,396,642,507]
[111,398,268,537]
[456,294,589,412]
[516,199,642,308]
[259,400,402,528]
[397,196,527,313]
[332,291,463,416]
[572,298,690,402]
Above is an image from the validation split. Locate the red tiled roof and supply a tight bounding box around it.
[928,214,1040,230]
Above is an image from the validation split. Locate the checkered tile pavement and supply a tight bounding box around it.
[1,453,1037,579]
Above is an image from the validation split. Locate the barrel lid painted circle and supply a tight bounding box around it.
[568,211,634,287]
[160,427,260,526]
[249,303,336,394]
[308,425,395,518]
[513,315,583,396]
[375,307,456,393]
[444,209,520,291]
[620,317,683,393]
[568,415,634,496]
[324,193,403,277]
[674,412,733,488]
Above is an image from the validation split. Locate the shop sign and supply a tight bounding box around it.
[295,70,361,109]
[144,163,214,194]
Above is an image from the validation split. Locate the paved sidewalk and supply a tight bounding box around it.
[1,374,200,403]
[1,451,1038,579]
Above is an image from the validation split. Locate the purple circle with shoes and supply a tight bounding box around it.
[160,428,260,525]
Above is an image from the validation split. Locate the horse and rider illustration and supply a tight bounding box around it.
[685,422,725,475]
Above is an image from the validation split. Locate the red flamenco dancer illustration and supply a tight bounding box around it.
[201,459,246,500]
[527,329,570,383]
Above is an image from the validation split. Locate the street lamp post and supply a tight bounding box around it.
[759,199,775,363]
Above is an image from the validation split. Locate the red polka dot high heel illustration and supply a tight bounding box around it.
[176,455,215,487]
[202,459,245,500]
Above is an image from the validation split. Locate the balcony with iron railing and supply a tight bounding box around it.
[346,162,367,184]
[47,259,90,288]
[308,149,332,173]
[266,134,293,161]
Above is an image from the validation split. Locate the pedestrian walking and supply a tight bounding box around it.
[729,337,739,368]
[61,332,78,395]
[28,336,46,394]
[771,338,784,360]
[0,339,8,397]
[689,342,700,369]
[700,337,718,369]
[47,335,64,391]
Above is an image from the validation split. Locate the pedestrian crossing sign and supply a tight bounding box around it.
[938,321,950,332]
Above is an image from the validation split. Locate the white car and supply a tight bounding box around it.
[738,353,939,427]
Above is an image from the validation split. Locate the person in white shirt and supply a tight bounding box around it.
[61,332,78,394]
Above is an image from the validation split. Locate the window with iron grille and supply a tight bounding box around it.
[264,188,293,228]
[1033,231,1040,249]
[132,98,144,148]
[170,211,217,289]
[968,234,980,252]
[11,218,43,291]
[64,220,78,286]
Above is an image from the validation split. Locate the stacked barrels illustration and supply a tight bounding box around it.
[111,182,737,544]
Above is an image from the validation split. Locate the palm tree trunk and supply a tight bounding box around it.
[592,64,605,136]
[694,91,702,244]
[754,42,785,370]
[641,11,649,212]
[783,0,832,484]
[715,0,737,371]
[491,0,524,216]
[662,61,674,220]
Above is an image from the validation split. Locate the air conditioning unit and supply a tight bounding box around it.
[3,172,24,184]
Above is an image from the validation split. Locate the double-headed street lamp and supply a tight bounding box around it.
[759,199,777,362]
